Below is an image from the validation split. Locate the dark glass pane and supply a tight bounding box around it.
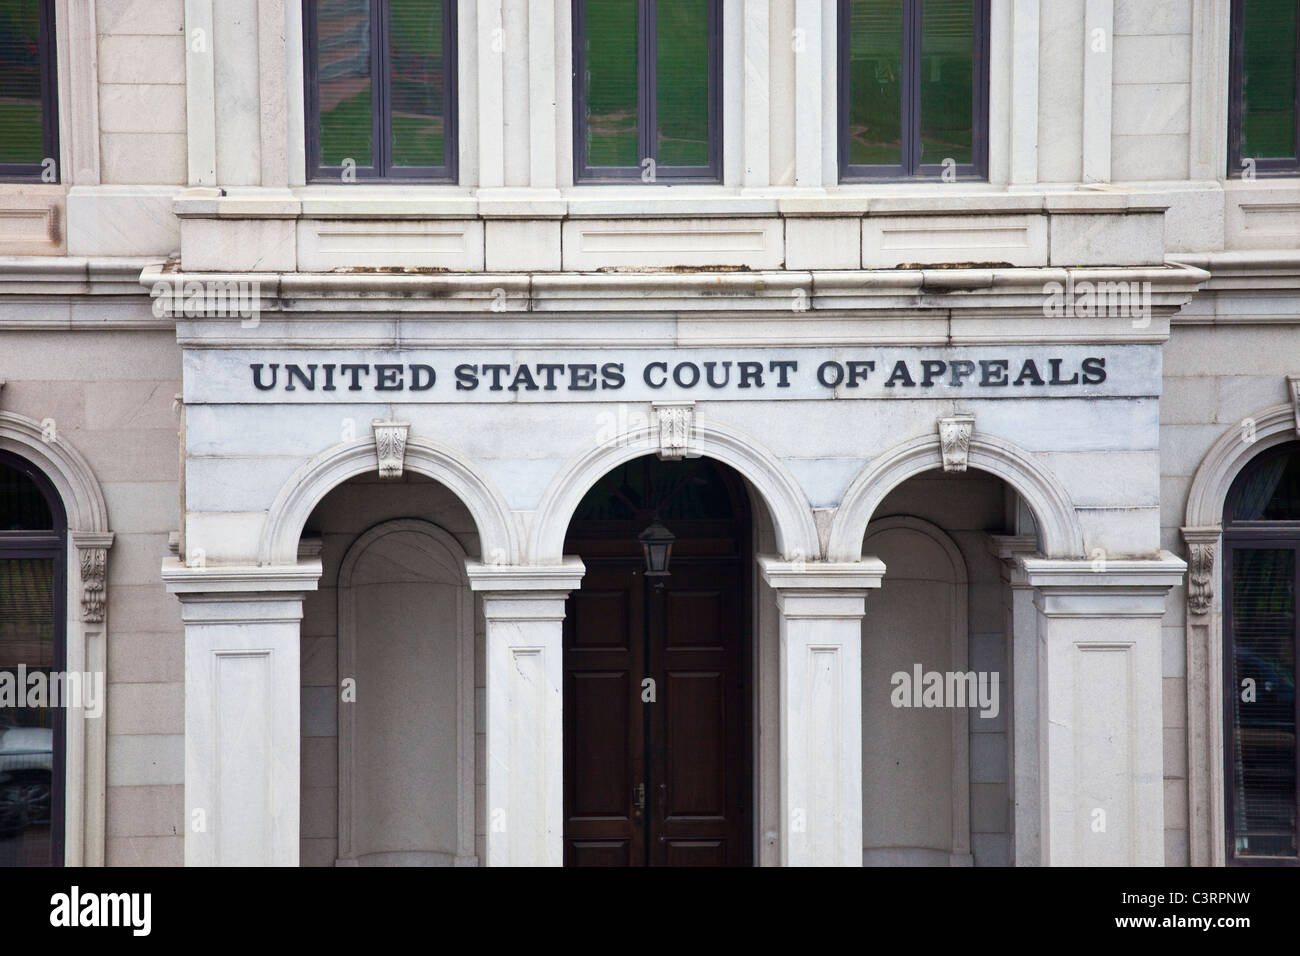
[1232,450,1300,521]
[0,463,52,531]
[1230,547,1297,858]
[656,0,710,167]
[316,0,374,167]
[0,557,56,866]
[848,0,904,166]
[585,0,640,167]
[920,0,974,165]
[1241,0,1299,159]
[389,0,445,167]
[0,0,46,165]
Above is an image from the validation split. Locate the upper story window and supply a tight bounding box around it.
[0,0,59,183]
[304,0,457,182]
[1229,0,1300,177]
[573,0,722,183]
[838,0,988,181]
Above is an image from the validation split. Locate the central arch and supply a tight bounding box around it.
[560,454,755,866]
[530,419,819,565]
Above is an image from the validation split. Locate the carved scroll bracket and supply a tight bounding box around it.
[372,421,410,479]
[938,415,975,473]
[653,402,696,461]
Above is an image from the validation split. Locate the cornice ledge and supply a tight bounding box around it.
[1018,554,1188,590]
[757,556,888,591]
[464,558,587,593]
[161,557,323,594]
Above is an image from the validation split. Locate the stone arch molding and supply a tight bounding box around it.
[530,419,821,565]
[260,435,519,566]
[1185,403,1296,530]
[0,411,109,534]
[1180,401,1297,868]
[827,431,1085,561]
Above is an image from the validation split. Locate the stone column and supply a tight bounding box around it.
[163,559,321,866]
[759,557,886,867]
[466,560,585,867]
[1020,556,1186,866]
[987,534,1040,866]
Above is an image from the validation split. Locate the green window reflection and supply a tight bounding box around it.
[1241,0,1298,160]
[584,0,640,167]
[576,0,720,181]
[0,0,58,179]
[308,0,455,181]
[842,0,985,179]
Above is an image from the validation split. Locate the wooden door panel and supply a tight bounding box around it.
[663,589,724,650]
[664,841,726,866]
[566,535,750,866]
[649,561,750,866]
[663,671,727,818]
[564,566,645,866]
[570,840,633,867]
[567,671,633,817]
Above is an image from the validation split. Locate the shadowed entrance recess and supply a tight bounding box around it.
[563,456,752,866]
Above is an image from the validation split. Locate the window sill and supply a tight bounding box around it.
[174,181,1180,222]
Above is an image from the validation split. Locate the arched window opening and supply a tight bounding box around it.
[0,451,68,867]
[1224,441,1300,865]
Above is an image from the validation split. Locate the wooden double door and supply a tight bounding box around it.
[562,460,752,866]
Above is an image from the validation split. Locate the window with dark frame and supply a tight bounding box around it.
[838,0,988,181]
[573,0,722,183]
[1229,0,1300,177]
[1222,441,1300,866]
[304,0,456,182]
[0,0,59,183]
[0,452,67,868]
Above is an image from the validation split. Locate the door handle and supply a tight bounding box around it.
[633,782,646,812]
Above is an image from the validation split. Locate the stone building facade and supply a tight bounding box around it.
[0,0,1297,867]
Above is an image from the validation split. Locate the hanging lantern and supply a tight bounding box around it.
[638,519,675,577]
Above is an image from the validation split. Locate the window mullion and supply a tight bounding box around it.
[643,0,657,168]
[906,0,922,175]
[374,0,388,176]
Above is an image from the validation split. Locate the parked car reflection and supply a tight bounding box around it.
[0,726,53,864]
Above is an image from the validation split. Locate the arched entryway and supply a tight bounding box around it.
[562,455,753,866]
[860,468,1029,867]
[296,472,481,867]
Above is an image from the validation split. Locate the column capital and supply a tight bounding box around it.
[162,558,321,623]
[985,533,1040,586]
[162,557,322,597]
[465,558,586,595]
[757,555,886,592]
[1019,555,1186,618]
